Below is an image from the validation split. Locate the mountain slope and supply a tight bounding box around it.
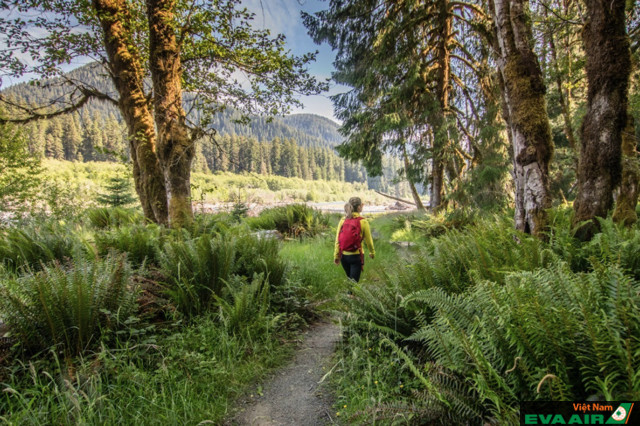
[1,63,342,148]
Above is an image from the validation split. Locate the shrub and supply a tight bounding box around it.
[233,234,286,288]
[216,274,273,334]
[247,204,329,238]
[0,255,138,356]
[392,208,477,240]
[184,212,237,238]
[158,232,289,318]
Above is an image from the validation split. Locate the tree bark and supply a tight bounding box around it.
[613,114,639,226]
[147,0,195,227]
[93,0,168,225]
[402,143,426,211]
[572,0,631,240]
[490,0,553,238]
[547,27,577,152]
[429,0,453,212]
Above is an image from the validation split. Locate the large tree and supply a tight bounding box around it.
[305,0,484,212]
[572,0,632,240]
[488,0,554,238]
[0,0,325,227]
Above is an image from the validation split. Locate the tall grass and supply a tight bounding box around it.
[0,312,294,425]
[0,254,138,356]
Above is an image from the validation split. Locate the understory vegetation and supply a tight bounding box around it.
[0,204,334,424]
[1,200,639,424]
[331,207,640,424]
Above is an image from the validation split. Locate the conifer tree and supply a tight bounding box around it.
[97,172,137,208]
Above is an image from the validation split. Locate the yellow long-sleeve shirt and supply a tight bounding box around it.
[334,212,375,260]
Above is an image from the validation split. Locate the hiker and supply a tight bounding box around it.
[334,197,375,282]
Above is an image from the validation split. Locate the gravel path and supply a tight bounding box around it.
[229,320,341,426]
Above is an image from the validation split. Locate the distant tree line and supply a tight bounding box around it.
[16,109,410,196]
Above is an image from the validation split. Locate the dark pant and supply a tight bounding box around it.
[341,254,362,282]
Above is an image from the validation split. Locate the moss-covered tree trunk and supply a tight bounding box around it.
[572,0,631,240]
[147,0,195,228]
[93,0,168,225]
[430,0,453,212]
[613,114,639,226]
[491,0,553,238]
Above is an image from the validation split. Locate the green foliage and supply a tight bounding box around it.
[216,274,274,334]
[0,255,138,356]
[231,202,249,221]
[94,224,164,268]
[0,222,89,273]
[407,263,640,422]
[233,234,286,288]
[337,211,640,423]
[96,173,137,208]
[157,232,288,318]
[86,207,143,229]
[158,234,235,318]
[247,204,329,238]
[0,122,42,210]
[0,312,293,424]
[391,209,478,240]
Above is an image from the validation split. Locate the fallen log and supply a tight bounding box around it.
[374,190,417,206]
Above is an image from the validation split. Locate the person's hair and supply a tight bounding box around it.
[344,197,362,218]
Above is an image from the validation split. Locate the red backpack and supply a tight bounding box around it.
[338,216,364,260]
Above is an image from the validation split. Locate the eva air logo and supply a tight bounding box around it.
[606,403,634,424]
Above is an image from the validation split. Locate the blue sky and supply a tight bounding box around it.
[241,0,342,120]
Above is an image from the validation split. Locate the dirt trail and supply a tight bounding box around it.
[229,320,341,426]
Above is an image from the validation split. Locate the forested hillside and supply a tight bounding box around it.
[1,64,410,195]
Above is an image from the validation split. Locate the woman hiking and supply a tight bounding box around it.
[334,197,375,282]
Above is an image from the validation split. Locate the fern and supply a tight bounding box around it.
[95,223,164,267]
[0,254,138,356]
[0,222,89,273]
[246,204,329,238]
[85,207,143,229]
[158,234,234,318]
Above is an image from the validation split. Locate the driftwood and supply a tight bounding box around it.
[374,190,417,206]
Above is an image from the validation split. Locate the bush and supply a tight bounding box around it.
[247,204,329,238]
[0,255,138,356]
[233,234,286,288]
[158,232,289,318]
[184,212,237,238]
